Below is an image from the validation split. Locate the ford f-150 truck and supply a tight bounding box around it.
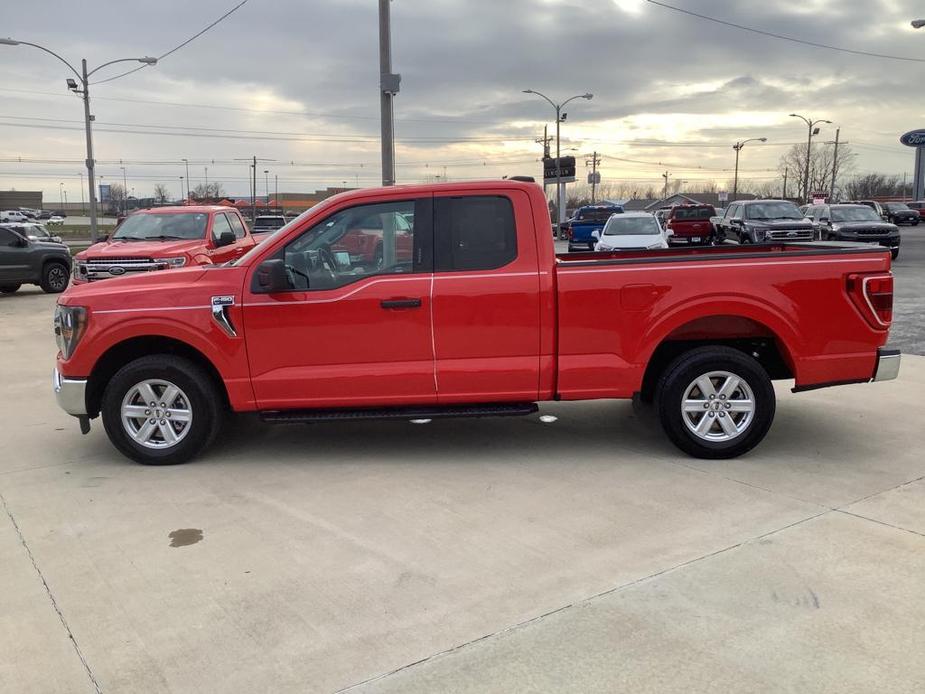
[52,180,900,465]
[72,206,258,284]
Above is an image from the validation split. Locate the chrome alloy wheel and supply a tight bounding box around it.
[681,370,755,442]
[121,379,193,449]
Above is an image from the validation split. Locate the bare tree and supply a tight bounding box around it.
[778,142,855,202]
[843,173,905,200]
[190,182,226,200]
[153,183,170,204]
[106,183,126,213]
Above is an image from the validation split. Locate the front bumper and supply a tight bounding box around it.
[53,368,88,416]
[873,348,901,382]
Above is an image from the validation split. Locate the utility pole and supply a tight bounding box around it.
[181,158,190,200]
[120,165,127,214]
[264,169,270,205]
[79,172,85,214]
[235,156,274,223]
[662,171,671,200]
[783,169,788,199]
[204,166,209,195]
[828,128,840,202]
[586,151,601,203]
[275,174,279,211]
[379,0,400,186]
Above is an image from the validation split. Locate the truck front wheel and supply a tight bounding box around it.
[101,355,224,465]
[655,346,775,459]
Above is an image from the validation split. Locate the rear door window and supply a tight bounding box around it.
[435,196,517,271]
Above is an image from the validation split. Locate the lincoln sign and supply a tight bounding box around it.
[900,129,925,147]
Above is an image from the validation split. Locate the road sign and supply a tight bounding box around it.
[543,156,576,184]
[99,184,111,202]
[718,191,728,203]
[587,171,601,185]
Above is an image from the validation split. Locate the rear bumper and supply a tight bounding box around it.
[53,367,88,416]
[873,348,901,382]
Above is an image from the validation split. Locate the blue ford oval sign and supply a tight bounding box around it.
[900,129,925,147]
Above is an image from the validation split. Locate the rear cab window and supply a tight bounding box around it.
[670,206,715,221]
[435,196,517,271]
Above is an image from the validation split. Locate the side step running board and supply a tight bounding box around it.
[260,402,539,424]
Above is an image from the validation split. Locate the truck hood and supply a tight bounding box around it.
[833,221,898,232]
[75,238,205,260]
[746,219,813,229]
[598,234,664,249]
[59,266,216,307]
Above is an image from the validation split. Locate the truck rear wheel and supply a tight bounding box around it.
[655,346,775,459]
[101,355,224,465]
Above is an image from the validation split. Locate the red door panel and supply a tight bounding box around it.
[243,275,435,409]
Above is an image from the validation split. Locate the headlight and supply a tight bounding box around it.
[54,305,87,359]
[154,256,187,268]
[647,242,664,249]
[751,226,769,240]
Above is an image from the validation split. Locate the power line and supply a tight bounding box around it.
[646,1,925,64]
[90,0,251,85]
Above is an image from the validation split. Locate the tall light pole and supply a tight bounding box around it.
[790,114,831,203]
[264,169,270,204]
[732,137,767,200]
[0,38,156,242]
[59,182,64,207]
[522,89,594,237]
[379,0,401,186]
[204,166,209,196]
[179,176,184,203]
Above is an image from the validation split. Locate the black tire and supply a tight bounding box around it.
[891,248,900,260]
[0,284,20,294]
[40,262,69,293]
[655,346,776,459]
[101,355,224,465]
[912,220,919,226]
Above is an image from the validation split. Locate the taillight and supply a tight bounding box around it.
[847,273,893,328]
[567,228,573,240]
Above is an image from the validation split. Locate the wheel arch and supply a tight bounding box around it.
[86,335,230,418]
[638,311,798,401]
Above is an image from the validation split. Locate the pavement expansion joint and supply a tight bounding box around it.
[1,492,103,694]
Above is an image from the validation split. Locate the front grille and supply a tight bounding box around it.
[767,228,813,241]
[78,257,168,281]
[855,228,890,237]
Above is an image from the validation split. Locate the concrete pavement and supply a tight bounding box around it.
[1,288,923,693]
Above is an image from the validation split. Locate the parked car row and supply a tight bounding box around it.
[1,209,66,224]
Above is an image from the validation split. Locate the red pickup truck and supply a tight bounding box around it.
[52,180,900,465]
[72,206,259,283]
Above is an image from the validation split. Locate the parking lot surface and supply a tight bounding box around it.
[2,241,924,693]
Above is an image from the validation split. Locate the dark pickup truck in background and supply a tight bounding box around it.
[716,200,815,244]
[805,204,901,259]
[0,224,71,294]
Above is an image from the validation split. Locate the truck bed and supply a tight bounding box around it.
[553,242,893,399]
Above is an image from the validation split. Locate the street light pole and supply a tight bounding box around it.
[181,158,190,200]
[379,0,401,186]
[522,89,594,238]
[790,114,831,203]
[0,39,155,242]
[264,170,269,205]
[732,137,768,200]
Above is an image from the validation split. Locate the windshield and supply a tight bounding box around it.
[831,206,882,222]
[603,216,660,236]
[885,203,909,211]
[745,201,803,221]
[577,208,621,222]
[672,207,714,220]
[113,213,209,240]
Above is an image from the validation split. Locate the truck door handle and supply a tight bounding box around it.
[380,298,422,309]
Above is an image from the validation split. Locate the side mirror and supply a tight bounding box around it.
[14,235,28,247]
[215,230,236,247]
[666,228,675,236]
[591,230,601,241]
[98,234,109,242]
[255,258,291,293]
[819,217,829,224]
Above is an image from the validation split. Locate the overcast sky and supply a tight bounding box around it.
[1,0,924,201]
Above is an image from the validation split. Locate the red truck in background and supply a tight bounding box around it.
[72,206,260,283]
[53,180,900,465]
[664,203,716,245]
